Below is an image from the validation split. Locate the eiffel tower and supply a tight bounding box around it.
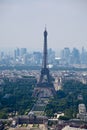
[34,28,55,98]
[38,28,52,86]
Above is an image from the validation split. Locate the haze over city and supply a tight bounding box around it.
[1,1,87,129]
[0,0,87,52]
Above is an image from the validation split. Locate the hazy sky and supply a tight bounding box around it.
[0,0,87,52]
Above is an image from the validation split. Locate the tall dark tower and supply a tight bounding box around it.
[39,28,51,84]
[43,28,48,69]
[34,28,55,98]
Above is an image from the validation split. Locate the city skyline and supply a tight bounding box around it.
[0,46,87,56]
[0,0,87,52]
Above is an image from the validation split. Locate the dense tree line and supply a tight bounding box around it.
[0,76,37,118]
[45,80,87,119]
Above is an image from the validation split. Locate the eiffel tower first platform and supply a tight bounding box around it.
[34,28,56,98]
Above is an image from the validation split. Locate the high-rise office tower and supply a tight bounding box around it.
[21,48,27,57]
[14,48,20,59]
